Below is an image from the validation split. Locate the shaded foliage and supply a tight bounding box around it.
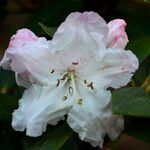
[0,0,150,149]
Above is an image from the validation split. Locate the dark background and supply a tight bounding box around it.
[0,0,150,150]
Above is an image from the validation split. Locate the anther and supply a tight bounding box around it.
[69,87,73,95]
[72,62,78,65]
[51,69,55,74]
[62,96,67,101]
[77,99,82,105]
[56,79,60,87]
[60,75,66,80]
[87,82,94,90]
[84,79,87,84]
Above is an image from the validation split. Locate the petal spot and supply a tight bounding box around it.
[51,69,55,74]
[72,62,78,65]
[62,96,67,101]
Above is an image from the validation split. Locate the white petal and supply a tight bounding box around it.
[97,48,139,89]
[100,106,124,140]
[67,82,123,148]
[77,48,138,90]
[12,84,73,137]
[50,11,108,55]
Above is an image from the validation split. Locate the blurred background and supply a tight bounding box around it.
[0,0,150,52]
[0,0,150,150]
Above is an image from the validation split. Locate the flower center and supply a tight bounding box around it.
[55,69,95,105]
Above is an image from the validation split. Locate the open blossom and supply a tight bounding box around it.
[0,12,138,147]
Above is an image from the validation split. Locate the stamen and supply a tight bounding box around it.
[87,82,94,90]
[62,96,67,101]
[60,71,84,105]
[51,69,55,73]
[77,99,82,105]
[84,79,87,84]
[56,79,60,87]
[77,77,96,93]
[72,62,78,65]
[60,75,66,80]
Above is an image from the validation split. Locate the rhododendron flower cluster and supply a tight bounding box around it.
[0,12,138,147]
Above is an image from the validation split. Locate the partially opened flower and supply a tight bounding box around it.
[0,12,139,147]
[107,19,129,49]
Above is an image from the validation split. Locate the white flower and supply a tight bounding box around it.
[0,11,139,147]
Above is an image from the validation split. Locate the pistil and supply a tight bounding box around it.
[70,72,82,105]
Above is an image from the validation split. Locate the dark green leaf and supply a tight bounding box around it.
[133,59,150,86]
[60,137,79,150]
[26,0,82,35]
[38,23,57,37]
[0,121,22,150]
[0,69,23,120]
[127,37,150,63]
[0,69,17,94]
[0,69,24,120]
[111,87,150,118]
[26,123,73,150]
[0,93,19,120]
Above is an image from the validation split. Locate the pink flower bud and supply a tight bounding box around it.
[107,19,128,49]
[10,28,37,42]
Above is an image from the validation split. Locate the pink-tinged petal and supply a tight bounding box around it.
[10,28,38,42]
[107,19,129,49]
[0,29,51,87]
[1,29,37,70]
[50,11,108,55]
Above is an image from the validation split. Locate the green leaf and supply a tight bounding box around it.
[26,0,82,35]
[127,37,150,63]
[0,121,22,150]
[133,59,150,86]
[0,69,24,120]
[60,137,79,150]
[0,93,19,120]
[0,69,17,94]
[111,87,150,118]
[25,123,73,150]
[38,23,57,37]
[143,0,150,4]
